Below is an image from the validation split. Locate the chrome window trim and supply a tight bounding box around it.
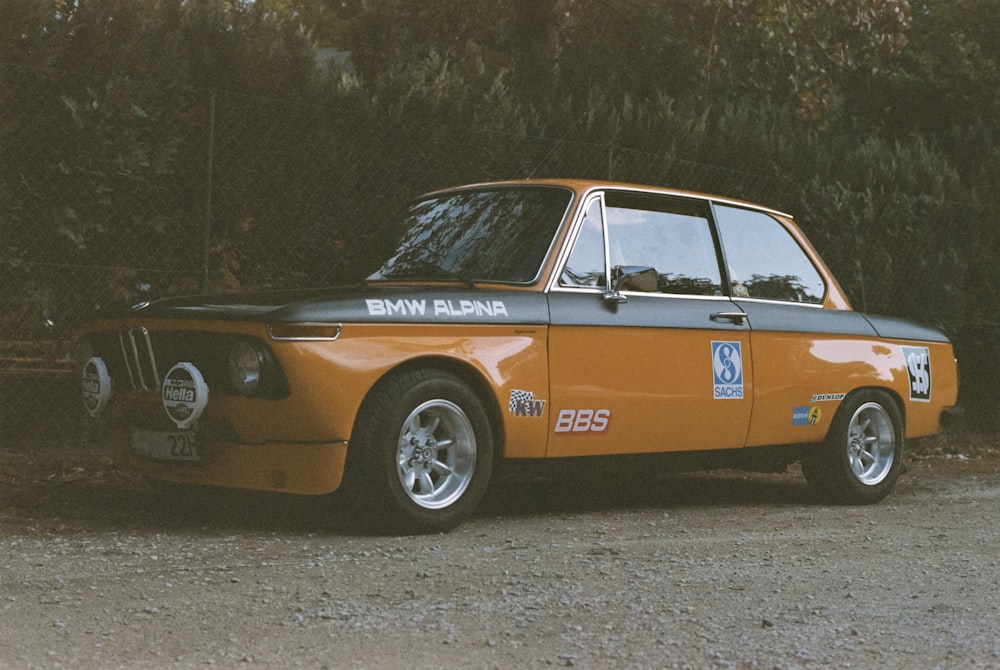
[547,284,736,302]
[546,192,608,294]
[732,296,826,308]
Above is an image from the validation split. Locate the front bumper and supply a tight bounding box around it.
[114,432,349,495]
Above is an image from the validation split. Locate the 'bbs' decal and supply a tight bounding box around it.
[554,409,610,434]
[902,346,931,402]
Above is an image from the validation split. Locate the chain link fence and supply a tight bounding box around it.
[2,62,995,447]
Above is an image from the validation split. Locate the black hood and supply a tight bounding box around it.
[125,284,550,326]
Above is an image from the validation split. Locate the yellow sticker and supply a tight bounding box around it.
[808,405,823,425]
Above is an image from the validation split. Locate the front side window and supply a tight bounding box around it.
[370,186,573,284]
[560,197,606,287]
[604,192,722,296]
[714,205,825,304]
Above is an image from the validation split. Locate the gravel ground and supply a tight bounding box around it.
[2,441,999,670]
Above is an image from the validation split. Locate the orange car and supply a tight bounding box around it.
[79,180,959,532]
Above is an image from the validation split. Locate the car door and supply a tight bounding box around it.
[545,190,753,458]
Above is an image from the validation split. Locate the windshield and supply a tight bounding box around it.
[369,186,573,284]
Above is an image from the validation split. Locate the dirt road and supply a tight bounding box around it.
[2,447,999,669]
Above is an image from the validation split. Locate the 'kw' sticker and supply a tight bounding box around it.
[509,389,546,417]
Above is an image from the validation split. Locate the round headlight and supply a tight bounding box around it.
[229,340,263,396]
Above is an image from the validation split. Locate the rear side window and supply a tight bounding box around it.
[714,205,825,304]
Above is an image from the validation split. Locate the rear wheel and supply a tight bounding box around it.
[802,390,904,504]
[350,369,494,533]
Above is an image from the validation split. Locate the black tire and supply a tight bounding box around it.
[349,369,495,533]
[801,390,904,504]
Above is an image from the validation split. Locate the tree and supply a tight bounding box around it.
[699,0,913,123]
[342,0,562,99]
[850,0,1000,159]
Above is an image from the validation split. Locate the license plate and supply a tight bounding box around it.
[130,427,200,461]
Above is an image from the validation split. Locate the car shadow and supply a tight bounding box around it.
[486,459,813,520]
[3,459,814,536]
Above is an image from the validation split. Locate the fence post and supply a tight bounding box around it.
[201,91,217,294]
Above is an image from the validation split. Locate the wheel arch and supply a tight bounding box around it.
[351,355,506,461]
[339,355,503,532]
[801,384,908,504]
[822,385,906,442]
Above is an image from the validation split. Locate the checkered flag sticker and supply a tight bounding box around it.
[509,389,534,412]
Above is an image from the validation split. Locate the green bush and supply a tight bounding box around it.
[2,0,998,429]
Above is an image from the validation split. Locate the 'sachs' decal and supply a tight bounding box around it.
[554,409,610,434]
[509,389,546,417]
[712,341,744,400]
[365,298,508,318]
[903,346,932,402]
[793,406,823,426]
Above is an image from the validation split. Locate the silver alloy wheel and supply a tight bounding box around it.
[846,401,896,486]
[396,399,477,510]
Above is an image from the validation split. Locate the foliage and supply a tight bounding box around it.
[1,0,323,314]
[342,0,560,99]
[716,0,912,120]
[2,0,999,427]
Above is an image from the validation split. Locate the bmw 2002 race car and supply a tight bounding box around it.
[79,179,959,532]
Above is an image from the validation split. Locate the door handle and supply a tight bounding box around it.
[710,311,748,325]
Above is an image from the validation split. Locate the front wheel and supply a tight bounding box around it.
[350,369,494,533]
[801,390,904,504]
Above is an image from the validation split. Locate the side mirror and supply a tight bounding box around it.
[613,266,658,292]
[603,266,658,305]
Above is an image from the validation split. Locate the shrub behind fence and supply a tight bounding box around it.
[2,63,996,447]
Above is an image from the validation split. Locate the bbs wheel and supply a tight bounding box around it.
[351,369,494,533]
[801,390,904,504]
